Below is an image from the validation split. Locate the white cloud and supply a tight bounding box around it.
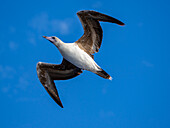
[9,41,18,50]
[9,26,16,33]
[17,76,29,90]
[51,19,70,35]
[30,13,49,33]
[101,83,109,94]
[142,60,154,67]
[16,97,39,102]
[0,65,29,95]
[0,46,5,55]
[0,65,16,79]
[1,86,10,93]
[26,31,36,45]
[102,87,107,94]
[27,12,74,45]
[29,12,73,35]
[99,110,115,118]
[0,65,16,94]
[137,22,144,27]
[92,1,102,8]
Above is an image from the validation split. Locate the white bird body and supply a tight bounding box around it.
[57,42,101,72]
[37,10,124,108]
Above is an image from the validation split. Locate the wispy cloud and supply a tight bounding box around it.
[102,87,107,94]
[26,31,36,45]
[17,75,29,90]
[30,13,49,33]
[1,85,10,93]
[0,65,31,99]
[9,41,18,51]
[16,97,39,102]
[101,83,109,94]
[0,65,16,79]
[99,110,115,118]
[29,12,73,35]
[137,22,144,27]
[0,65,17,96]
[142,60,154,67]
[50,19,70,35]
[0,46,5,55]
[27,12,74,45]
[92,1,103,8]
[9,26,16,33]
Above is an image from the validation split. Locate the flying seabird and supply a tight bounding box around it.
[36,10,124,108]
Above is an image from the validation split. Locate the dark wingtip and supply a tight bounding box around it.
[44,86,64,108]
[58,102,64,108]
[119,23,125,26]
[115,20,125,26]
[55,98,64,108]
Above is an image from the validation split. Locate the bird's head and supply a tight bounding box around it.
[43,36,62,47]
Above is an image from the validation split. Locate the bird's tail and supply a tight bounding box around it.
[95,68,112,80]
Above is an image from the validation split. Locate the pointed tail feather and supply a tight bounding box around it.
[95,69,112,80]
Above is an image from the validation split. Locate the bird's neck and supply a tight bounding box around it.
[54,40,64,48]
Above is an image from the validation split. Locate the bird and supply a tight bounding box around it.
[36,10,124,108]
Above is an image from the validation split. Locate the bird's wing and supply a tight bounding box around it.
[36,59,82,108]
[75,10,124,57]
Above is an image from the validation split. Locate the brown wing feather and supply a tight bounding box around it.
[76,10,125,56]
[36,59,82,108]
[76,12,103,55]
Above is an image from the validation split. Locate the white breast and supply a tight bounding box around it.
[58,43,101,72]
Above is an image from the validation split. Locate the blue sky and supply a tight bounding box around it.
[0,0,170,128]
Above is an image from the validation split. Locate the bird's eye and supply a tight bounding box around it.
[52,37,55,39]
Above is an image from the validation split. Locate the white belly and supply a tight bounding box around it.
[58,43,100,72]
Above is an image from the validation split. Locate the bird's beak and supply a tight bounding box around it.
[43,36,51,40]
[43,36,47,38]
[43,36,53,43]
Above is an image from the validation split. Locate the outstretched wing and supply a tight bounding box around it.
[36,59,82,108]
[76,10,125,56]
